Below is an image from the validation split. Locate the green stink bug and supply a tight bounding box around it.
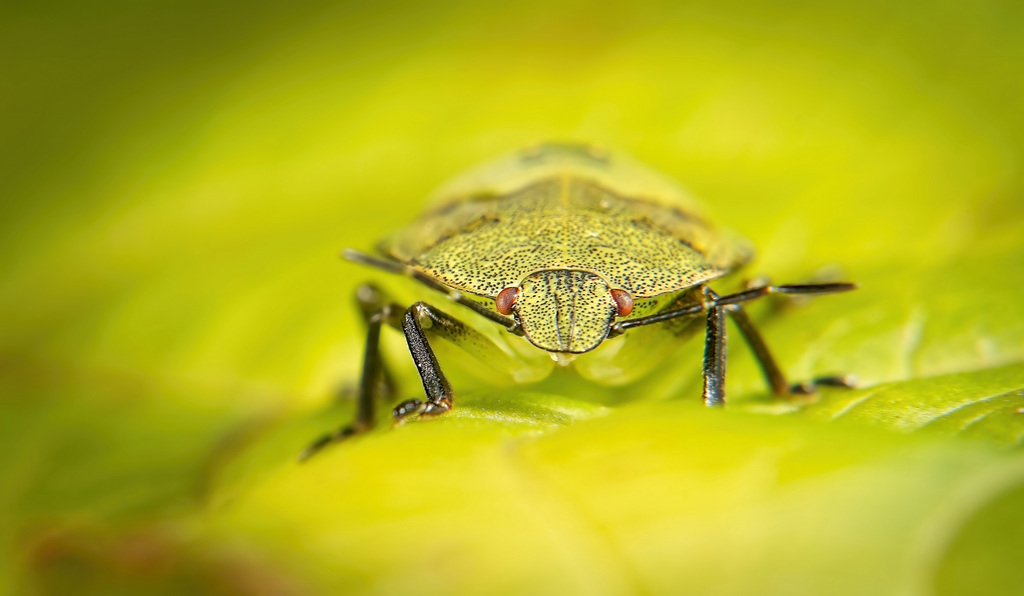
[303,143,854,458]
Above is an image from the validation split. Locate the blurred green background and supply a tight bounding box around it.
[2,1,1024,594]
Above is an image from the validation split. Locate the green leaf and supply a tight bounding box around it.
[797,364,1024,444]
[3,0,1024,594]
[202,402,1024,595]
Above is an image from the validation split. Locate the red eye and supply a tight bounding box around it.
[611,289,633,316]
[495,287,519,315]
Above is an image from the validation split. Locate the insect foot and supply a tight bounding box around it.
[789,374,859,395]
[420,397,453,417]
[392,398,424,422]
[298,424,363,462]
[392,396,453,424]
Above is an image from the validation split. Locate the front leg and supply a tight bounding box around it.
[301,301,454,460]
[616,283,855,406]
[702,302,728,406]
[302,297,538,460]
[392,300,554,423]
[391,302,454,423]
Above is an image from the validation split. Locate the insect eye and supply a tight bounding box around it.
[610,289,634,317]
[495,287,519,315]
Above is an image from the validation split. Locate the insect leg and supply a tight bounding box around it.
[725,293,856,397]
[391,302,454,422]
[725,304,857,395]
[354,284,401,400]
[300,286,402,461]
[391,301,548,423]
[702,299,728,406]
[612,282,855,405]
[725,304,790,396]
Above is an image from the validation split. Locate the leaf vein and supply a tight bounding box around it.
[830,390,880,420]
[918,390,1016,431]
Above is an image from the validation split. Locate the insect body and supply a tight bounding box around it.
[302,144,854,458]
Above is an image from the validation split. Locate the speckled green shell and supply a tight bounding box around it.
[380,144,753,301]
